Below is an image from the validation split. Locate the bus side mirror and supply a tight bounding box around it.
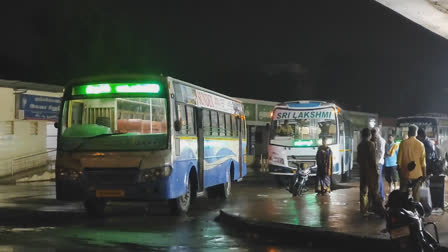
[54,122,59,129]
[174,120,182,132]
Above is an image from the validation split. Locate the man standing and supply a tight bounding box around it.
[384,135,399,193]
[417,128,437,176]
[371,127,386,200]
[397,125,426,201]
[358,128,383,217]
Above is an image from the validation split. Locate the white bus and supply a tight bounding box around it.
[396,114,448,162]
[268,101,353,185]
[55,75,247,216]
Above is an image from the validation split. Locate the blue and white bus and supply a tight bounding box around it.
[55,75,247,215]
[268,101,353,185]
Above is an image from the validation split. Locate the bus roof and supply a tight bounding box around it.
[275,100,340,109]
[64,74,242,104]
[398,114,448,120]
[168,77,242,104]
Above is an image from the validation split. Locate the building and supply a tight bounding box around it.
[236,97,278,168]
[0,79,63,182]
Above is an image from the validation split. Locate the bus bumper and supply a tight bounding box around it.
[268,165,317,176]
[83,181,169,201]
[269,165,295,176]
[57,179,171,201]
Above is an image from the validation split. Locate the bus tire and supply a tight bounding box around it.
[219,168,232,199]
[341,158,351,182]
[331,174,342,188]
[84,198,106,217]
[207,168,232,199]
[169,177,191,215]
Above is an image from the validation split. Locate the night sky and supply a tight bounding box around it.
[1,0,448,116]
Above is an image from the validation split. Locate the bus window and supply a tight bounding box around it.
[218,112,225,136]
[186,106,195,135]
[177,103,188,135]
[231,116,237,137]
[225,114,231,136]
[211,111,219,136]
[202,109,211,136]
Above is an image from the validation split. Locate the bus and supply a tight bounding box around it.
[55,75,247,216]
[268,101,353,185]
[396,114,448,162]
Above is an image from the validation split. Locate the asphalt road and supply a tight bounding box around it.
[0,177,330,252]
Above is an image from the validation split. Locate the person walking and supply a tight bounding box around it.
[358,128,383,217]
[397,125,426,201]
[371,127,386,200]
[384,135,399,194]
[315,137,332,195]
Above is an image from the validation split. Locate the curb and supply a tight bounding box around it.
[217,210,448,251]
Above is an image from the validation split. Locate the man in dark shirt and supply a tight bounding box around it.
[358,128,383,217]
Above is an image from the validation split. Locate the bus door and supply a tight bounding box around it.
[196,108,204,192]
[338,117,346,174]
[237,117,243,178]
[344,120,352,171]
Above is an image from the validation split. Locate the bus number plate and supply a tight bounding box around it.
[96,190,125,198]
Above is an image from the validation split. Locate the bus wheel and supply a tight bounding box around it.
[220,169,232,199]
[331,174,342,188]
[169,178,191,215]
[84,198,106,217]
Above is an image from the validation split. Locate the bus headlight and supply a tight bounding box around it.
[57,168,83,180]
[270,157,285,165]
[140,166,172,182]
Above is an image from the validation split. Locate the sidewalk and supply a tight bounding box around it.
[220,172,448,250]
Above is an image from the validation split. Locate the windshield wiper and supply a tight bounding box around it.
[72,133,126,151]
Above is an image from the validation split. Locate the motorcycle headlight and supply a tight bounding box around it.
[140,166,172,182]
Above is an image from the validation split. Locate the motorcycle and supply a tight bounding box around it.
[287,166,311,196]
[385,176,440,252]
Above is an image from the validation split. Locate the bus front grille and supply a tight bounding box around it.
[287,156,315,169]
[83,168,139,185]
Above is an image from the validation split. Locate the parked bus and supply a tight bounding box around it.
[268,101,353,185]
[396,114,448,163]
[55,75,247,216]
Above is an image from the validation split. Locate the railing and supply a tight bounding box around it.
[10,149,57,177]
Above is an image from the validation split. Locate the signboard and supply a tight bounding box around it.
[243,103,256,121]
[18,94,61,121]
[196,90,242,115]
[273,108,334,120]
[257,104,274,122]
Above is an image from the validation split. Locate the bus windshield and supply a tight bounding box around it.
[60,97,168,151]
[396,118,437,140]
[270,116,337,147]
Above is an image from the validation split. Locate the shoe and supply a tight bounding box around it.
[362,213,369,217]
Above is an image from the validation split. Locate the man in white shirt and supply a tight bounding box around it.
[371,127,386,200]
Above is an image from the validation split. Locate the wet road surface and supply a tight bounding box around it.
[0,179,329,251]
[1,173,447,251]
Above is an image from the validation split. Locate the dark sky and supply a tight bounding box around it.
[1,0,448,116]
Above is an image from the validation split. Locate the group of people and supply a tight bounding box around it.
[312,124,436,217]
[358,124,434,217]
